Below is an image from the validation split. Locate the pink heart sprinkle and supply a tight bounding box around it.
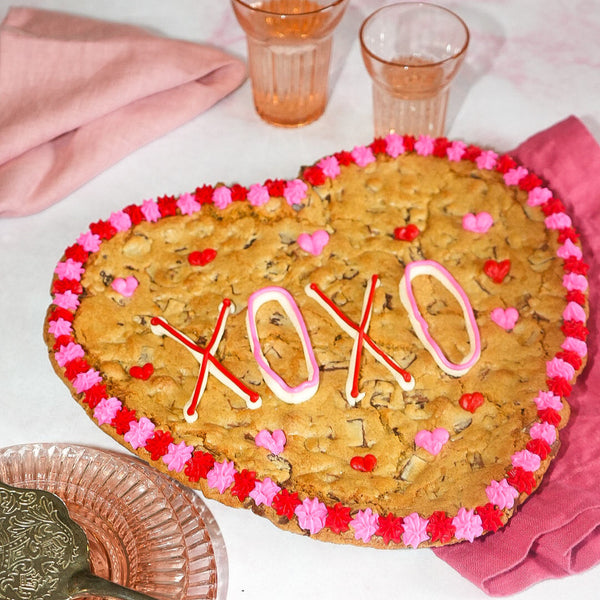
[415,428,449,455]
[490,307,519,330]
[111,276,138,297]
[462,212,493,233]
[297,230,330,256]
[255,429,287,455]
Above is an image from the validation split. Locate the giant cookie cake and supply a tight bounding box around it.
[45,135,589,548]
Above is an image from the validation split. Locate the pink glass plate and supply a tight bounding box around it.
[0,443,227,600]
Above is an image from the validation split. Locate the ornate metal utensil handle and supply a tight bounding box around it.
[68,571,161,600]
[0,480,162,600]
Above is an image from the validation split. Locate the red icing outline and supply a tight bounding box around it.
[308,280,413,390]
[150,310,260,417]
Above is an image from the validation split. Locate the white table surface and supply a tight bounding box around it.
[1,1,600,598]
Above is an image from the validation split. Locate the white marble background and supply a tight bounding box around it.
[1,1,599,598]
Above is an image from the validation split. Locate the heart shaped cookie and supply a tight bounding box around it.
[45,135,588,549]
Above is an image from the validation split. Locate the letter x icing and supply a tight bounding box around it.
[150,300,261,423]
[306,275,415,406]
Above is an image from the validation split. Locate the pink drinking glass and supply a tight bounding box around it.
[232,0,349,127]
[360,2,469,137]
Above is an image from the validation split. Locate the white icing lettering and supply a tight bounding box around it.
[305,275,415,405]
[246,286,319,404]
[150,300,261,422]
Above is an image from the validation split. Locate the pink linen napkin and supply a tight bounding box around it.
[0,7,246,217]
[435,115,600,596]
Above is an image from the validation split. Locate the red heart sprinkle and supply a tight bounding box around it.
[459,392,485,413]
[189,248,217,266]
[394,224,420,241]
[483,259,511,283]
[350,454,377,472]
[130,363,154,380]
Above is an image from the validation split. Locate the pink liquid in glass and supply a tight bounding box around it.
[233,0,348,127]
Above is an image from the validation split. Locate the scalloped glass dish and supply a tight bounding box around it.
[0,443,227,600]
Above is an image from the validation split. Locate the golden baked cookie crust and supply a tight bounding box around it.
[45,137,588,547]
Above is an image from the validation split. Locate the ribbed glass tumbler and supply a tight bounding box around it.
[360,2,469,137]
[232,0,349,127]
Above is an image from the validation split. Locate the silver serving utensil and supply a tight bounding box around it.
[0,480,161,600]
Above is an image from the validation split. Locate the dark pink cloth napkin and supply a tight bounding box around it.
[435,116,600,595]
[0,7,246,217]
